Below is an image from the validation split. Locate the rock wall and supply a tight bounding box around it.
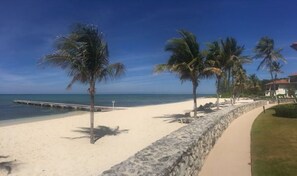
[277,98,296,104]
[101,101,267,176]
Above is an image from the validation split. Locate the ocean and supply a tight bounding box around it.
[0,94,213,121]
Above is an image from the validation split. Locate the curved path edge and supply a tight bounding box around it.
[199,104,274,176]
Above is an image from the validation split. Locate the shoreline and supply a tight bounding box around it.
[0,97,211,127]
[0,111,87,127]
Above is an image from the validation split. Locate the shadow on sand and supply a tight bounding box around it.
[154,108,220,124]
[0,155,18,175]
[154,114,190,123]
[63,126,129,143]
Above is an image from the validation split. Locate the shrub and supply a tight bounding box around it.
[274,104,297,118]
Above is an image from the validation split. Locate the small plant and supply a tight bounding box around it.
[274,104,297,118]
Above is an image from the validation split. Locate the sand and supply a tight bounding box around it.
[0,97,216,176]
[199,103,273,176]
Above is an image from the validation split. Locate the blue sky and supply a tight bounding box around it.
[0,0,297,94]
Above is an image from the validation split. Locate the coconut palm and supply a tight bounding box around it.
[248,74,261,94]
[204,41,225,110]
[217,37,251,102]
[154,30,206,118]
[41,24,125,144]
[232,64,248,102]
[271,61,283,97]
[220,37,245,91]
[254,36,286,97]
[271,61,283,80]
[249,74,260,90]
[231,55,251,102]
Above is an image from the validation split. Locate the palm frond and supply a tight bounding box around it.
[254,36,286,72]
[204,67,222,75]
[154,64,171,73]
[40,23,125,90]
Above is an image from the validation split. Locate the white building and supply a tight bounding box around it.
[265,73,297,97]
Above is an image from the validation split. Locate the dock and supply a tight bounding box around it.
[13,100,116,112]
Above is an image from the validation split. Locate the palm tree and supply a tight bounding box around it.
[220,37,245,92]
[41,24,125,144]
[254,36,286,97]
[249,74,260,90]
[204,41,224,110]
[154,30,206,118]
[217,37,251,103]
[271,61,283,97]
[232,65,248,102]
[231,55,251,103]
[271,61,283,80]
[248,74,261,94]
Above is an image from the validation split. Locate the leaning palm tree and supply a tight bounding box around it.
[254,37,286,97]
[41,24,125,144]
[154,30,206,118]
[204,41,225,110]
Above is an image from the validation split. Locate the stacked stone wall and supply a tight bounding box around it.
[101,101,267,176]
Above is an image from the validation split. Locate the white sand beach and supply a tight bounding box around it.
[0,97,216,176]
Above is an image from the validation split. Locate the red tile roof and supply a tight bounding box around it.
[289,73,297,77]
[266,79,289,85]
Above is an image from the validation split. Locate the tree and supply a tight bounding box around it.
[204,41,225,110]
[249,74,260,90]
[154,30,207,117]
[220,37,245,92]
[271,61,283,80]
[218,37,250,102]
[41,24,125,144]
[247,74,261,95]
[254,36,286,97]
[232,65,248,102]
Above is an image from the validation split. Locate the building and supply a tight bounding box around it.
[265,73,297,97]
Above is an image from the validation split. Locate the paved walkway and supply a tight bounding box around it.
[199,104,273,176]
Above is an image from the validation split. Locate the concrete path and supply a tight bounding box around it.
[199,104,273,176]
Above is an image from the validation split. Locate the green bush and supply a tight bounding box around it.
[220,92,231,98]
[274,104,297,118]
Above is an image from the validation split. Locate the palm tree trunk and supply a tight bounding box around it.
[89,80,95,144]
[232,87,236,105]
[227,69,231,91]
[231,68,235,104]
[216,77,221,110]
[274,73,278,102]
[270,71,275,98]
[192,81,198,118]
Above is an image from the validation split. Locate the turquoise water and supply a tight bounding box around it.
[0,94,213,121]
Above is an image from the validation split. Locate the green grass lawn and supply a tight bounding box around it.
[251,106,297,176]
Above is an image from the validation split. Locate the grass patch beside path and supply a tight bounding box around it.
[251,107,297,176]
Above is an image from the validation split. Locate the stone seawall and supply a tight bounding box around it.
[101,101,267,176]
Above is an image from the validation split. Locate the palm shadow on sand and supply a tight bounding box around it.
[154,114,191,123]
[154,109,218,124]
[63,126,129,143]
[0,156,18,175]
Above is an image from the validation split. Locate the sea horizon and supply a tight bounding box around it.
[0,93,215,121]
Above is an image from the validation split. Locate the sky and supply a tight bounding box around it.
[0,0,297,94]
